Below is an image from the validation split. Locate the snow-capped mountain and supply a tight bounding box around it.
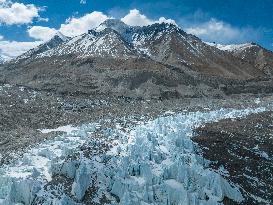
[15,19,264,79]
[1,19,272,99]
[93,20,265,80]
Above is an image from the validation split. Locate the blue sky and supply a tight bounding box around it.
[0,0,272,58]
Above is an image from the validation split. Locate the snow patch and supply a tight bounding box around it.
[206,42,256,52]
[39,125,79,134]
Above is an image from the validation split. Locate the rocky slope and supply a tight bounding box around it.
[0,19,272,99]
[193,111,273,205]
[209,42,273,77]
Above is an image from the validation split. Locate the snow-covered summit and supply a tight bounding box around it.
[94,19,181,43]
[96,18,178,32]
[96,19,131,32]
[54,31,69,42]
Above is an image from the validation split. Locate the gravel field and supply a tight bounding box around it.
[194,111,273,204]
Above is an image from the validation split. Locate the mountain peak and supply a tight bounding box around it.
[95,19,130,33]
[99,19,128,27]
[142,22,180,33]
[53,31,69,42]
[16,32,69,61]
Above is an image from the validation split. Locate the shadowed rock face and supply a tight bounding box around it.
[193,111,273,205]
[0,20,271,99]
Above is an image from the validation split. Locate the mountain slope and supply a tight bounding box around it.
[2,53,215,99]
[131,23,265,79]
[17,32,70,61]
[209,42,273,77]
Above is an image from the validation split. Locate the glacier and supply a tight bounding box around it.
[0,105,271,205]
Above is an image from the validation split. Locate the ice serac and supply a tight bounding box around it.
[71,164,91,200]
[0,106,272,204]
[0,179,41,205]
[107,108,258,204]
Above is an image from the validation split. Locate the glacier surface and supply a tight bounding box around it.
[0,106,271,205]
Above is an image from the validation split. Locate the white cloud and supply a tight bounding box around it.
[185,18,259,44]
[27,9,177,40]
[121,9,177,27]
[121,9,152,26]
[58,9,177,37]
[37,17,49,22]
[0,40,41,59]
[0,35,3,40]
[28,26,57,41]
[0,1,41,25]
[59,11,109,37]
[186,19,238,37]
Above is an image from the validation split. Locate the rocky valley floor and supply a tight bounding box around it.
[193,111,273,205]
[0,83,273,205]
